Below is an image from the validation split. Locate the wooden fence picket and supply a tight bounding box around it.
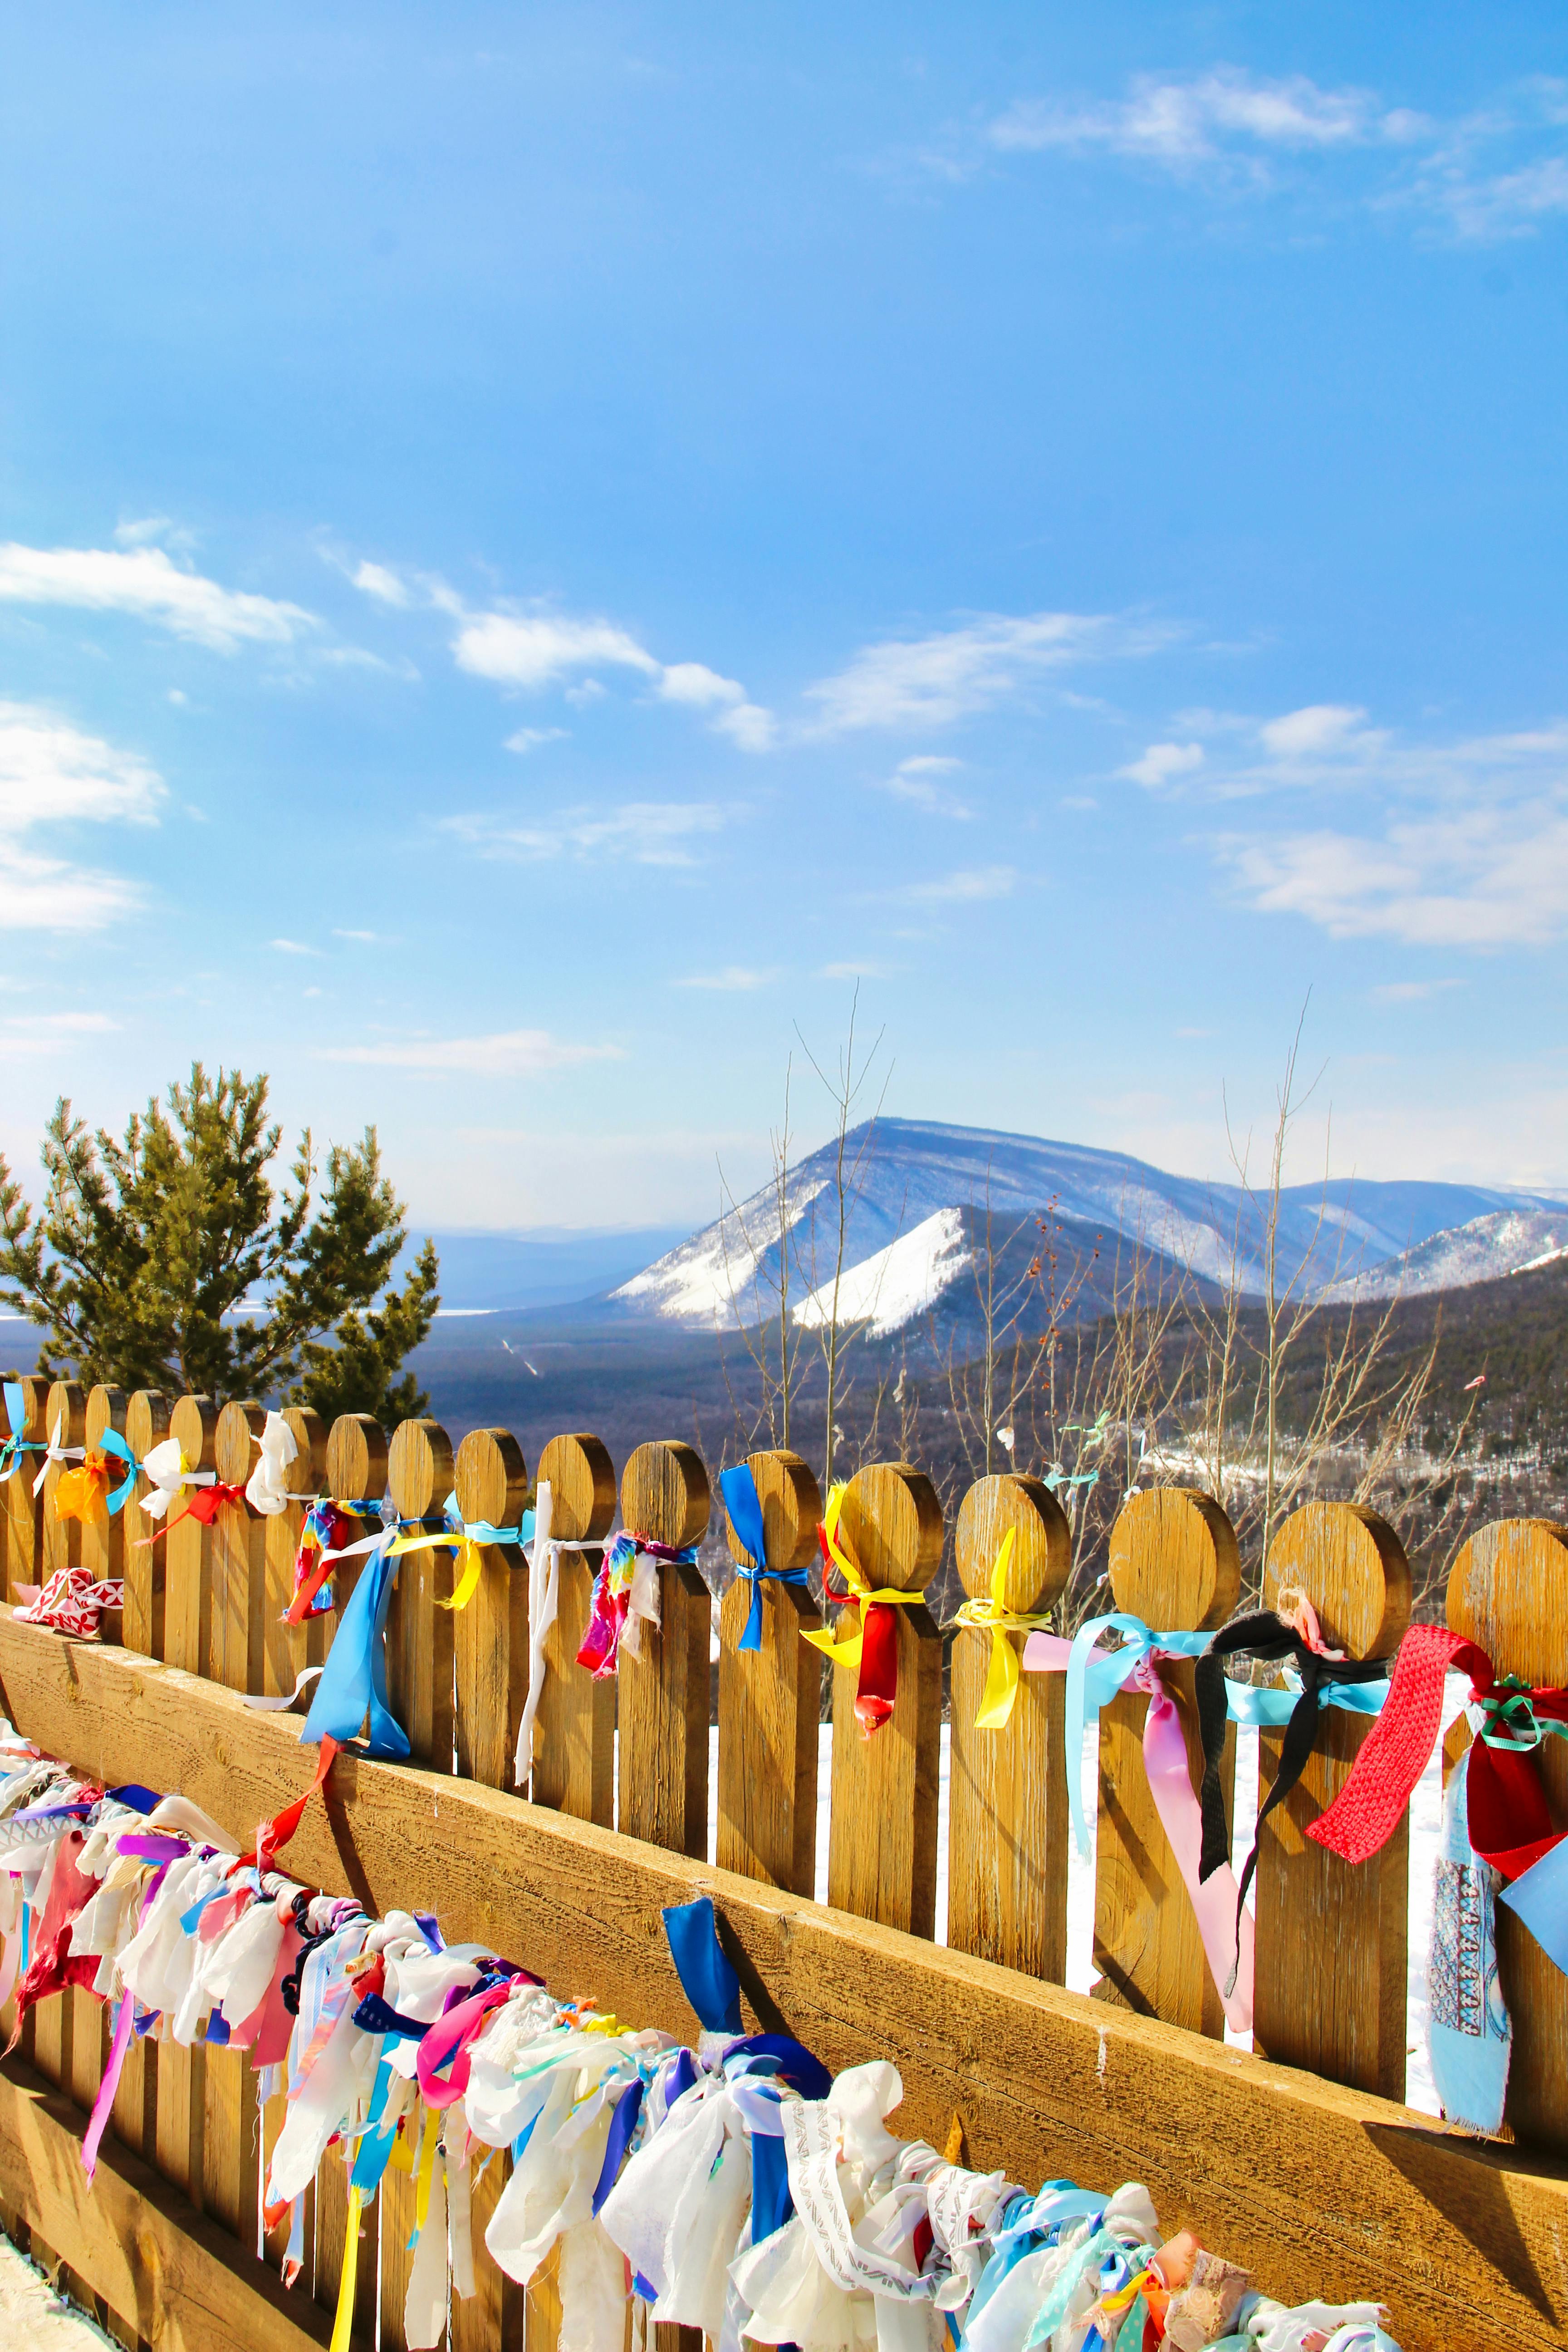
[826,1463,944,1937]
[454,1425,529,1790]
[716,1447,823,1895]
[42,1377,86,1581]
[617,1440,712,1858]
[262,1406,327,1699]
[82,1383,127,1645]
[529,1431,617,1823]
[0,1371,46,1602]
[948,1473,1071,1980]
[121,1388,171,1661]
[1256,1501,1412,2100]
[1446,1516,1568,2153]
[1096,1487,1240,2036]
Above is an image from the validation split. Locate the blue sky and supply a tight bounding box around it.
[2,5,1567,1230]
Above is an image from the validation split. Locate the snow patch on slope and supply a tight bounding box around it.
[792,1207,970,1337]
[612,1176,830,1323]
[1331,1207,1568,1299]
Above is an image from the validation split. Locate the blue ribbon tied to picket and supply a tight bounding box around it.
[299,1528,410,1760]
[719,1461,809,1653]
[0,1382,35,1482]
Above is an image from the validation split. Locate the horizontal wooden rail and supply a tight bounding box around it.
[1,1608,1564,2352]
[0,2047,333,2352]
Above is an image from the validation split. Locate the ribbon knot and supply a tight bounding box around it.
[0,1382,45,1484]
[951,1529,1054,1729]
[801,1484,926,1736]
[719,1463,809,1653]
[32,1416,86,1499]
[577,1530,697,1680]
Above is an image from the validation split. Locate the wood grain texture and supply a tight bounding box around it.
[3,1606,1564,2352]
[717,1448,823,1894]
[387,1420,456,1771]
[1447,1516,1568,2154]
[122,1388,172,1661]
[827,1463,944,1937]
[530,1434,617,1823]
[0,1370,46,1601]
[321,1414,389,1651]
[948,1474,1071,1980]
[43,1380,88,1579]
[618,1441,712,1857]
[264,1408,328,1698]
[1098,1488,1241,2037]
[81,1383,128,1594]
[454,1426,529,1790]
[0,2047,336,2352]
[1256,1502,1413,2101]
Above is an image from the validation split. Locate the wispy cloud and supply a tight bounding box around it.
[0,701,162,931]
[877,755,973,817]
[1121,740,1204,789]
[672,966,776,991]
[0,542,314,652]
[0,1009,120,1053]
[444,800,727,868]
[989,69,1410,170]
[505,726,568,755]
[319,1028,622,1077]
[271,938,322,957]
[895,864,1017,904]
[809,611,1165,731]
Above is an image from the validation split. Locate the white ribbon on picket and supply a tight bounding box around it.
[245,1412,299,1515]
[138,1436,216,1521]
[513,1481,603,1789]
[32,1417,86,1497]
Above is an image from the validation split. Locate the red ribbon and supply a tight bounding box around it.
[152,1480,250,1545]
[242,1735,340,1874]
[1308,1622,1568,1877]
[817,1523,901,1736]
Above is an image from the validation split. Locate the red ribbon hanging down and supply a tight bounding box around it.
[147,1479,250,1547]
[812,1520,905,1736]
[1307,1622,1568,1878]
[240,1735,341,1874]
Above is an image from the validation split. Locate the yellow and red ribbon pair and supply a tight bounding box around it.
[950,1529,1056,1730]
[802,1483,926,1736]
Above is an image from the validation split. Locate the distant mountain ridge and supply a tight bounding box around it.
[610,1117,1563,1336]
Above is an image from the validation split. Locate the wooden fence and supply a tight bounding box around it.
[0,1373,1564,2352]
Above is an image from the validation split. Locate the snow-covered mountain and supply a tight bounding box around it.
[611,1117,1562,1334]
[1328,1208,1568,1301]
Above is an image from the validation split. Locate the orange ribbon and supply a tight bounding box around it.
[53,1453,112,1526]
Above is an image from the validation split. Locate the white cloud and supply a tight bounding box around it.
[879,755,973,817]
[1259,703,1368,758]
[1121,740,1204,789]
[0,543,314,652]
[1220,804,1568,946]
[319,1029,622,1077]
[505,726,568,755]
[453,609,660,691]
[352,560,413,607]
[332,928,388,943]
[271,938,321,957]
[657,662,743,709]
[711,700,778,752]
[1370,979,1461,1003]
[897,864,1017,904]
[0,849,143,932]
[0,702,162,830]
[444,800,726,868]
[809,610,1161,731]
[990,69,1401,167]
[673,967,775,991]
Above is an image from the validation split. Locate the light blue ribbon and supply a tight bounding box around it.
[97,1429,139,1516]
[299,1529,410,1759]
[1022,2226,1120,2348]
[0,1382,39,1482]
[719,1462,809,1653]
[440,1489,533,1546]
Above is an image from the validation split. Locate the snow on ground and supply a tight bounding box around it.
[791,1207,970,1337]
[0,2231,114,2351]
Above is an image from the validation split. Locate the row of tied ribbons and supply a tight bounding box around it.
[10,1405,1563,2133]
[0,1720,1401,2352]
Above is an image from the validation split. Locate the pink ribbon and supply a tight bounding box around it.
[82,1994,136,2183]
[416,1980,513,2109]
[1135,1658,1254,2032]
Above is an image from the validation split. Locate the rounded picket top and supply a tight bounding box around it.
[838,1462,944,1594]
[537,1432,617,1543]
[1264,1500,1411,1661]
[725,1449,821,1571]
[955,1473,1070,1611]
[456,1426,528,1532]
[170,1393,220,1472]
[283,1406,328,1491]
[124,1390,172,1463]
[622,1439,710,1551]
[1110,1488,1240,1632]
[8,1375,50,1443]
[215,1399,267,1488]
[84,1383,128,1451]
[1447,1517,1568,1687]
[326,1412,387,1504]
[389,1416,454,1519]
[45,1378,87,1450]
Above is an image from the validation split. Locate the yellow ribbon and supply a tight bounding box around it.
[951,1529,1054,1730]
[329,2184,363,2352]
[800,1483,926,1672]
[53,1454,111,1526]
[387,1529,486,1613]
[412,2101,440,2243]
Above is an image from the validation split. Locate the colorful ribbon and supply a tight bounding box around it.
[577,1532,696,1679]
[718,1463,810,1653]
[0,1382,41,1482]
[299,1530,409,1760]
[801,1484,926,1735]
[951,1530,1055,1730]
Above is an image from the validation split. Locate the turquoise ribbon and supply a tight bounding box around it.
[97,1429,139,1515]
[0,1382,40,1482]
[300,1530,409,1759]
[439,1490,534,1546]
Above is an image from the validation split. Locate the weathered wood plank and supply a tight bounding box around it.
[617,1441,711,1857]
[387,1419,456,1772]
[529,1433,617,1824]
[2,1607,1566,2352]
[265,1407,328,1698]
[454,1426,529,1790]
[716,1448,822,1894]
[1257,1502,1412,2102]
[947,1473,1070,1980]
[122,1388,172,1663]
[0,2045,336,2351]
